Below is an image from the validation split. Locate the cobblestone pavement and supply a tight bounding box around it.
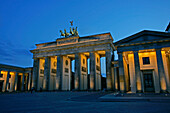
[0,91,170,113]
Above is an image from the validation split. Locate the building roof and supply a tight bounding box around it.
[0,63,33,72]
[114,30,170,46]
[35,32,113,46]
[165,22,170,31]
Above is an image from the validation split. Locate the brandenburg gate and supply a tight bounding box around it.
[30,27,115,91]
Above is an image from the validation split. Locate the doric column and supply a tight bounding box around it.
[11,72,16,92]
[106,50,112,91]
[156,49,168,92]
[32,58,39,90]
[134,51,142,92]
[90,52,95,90]
[114,67,118,91]
[25,74,28,91]
[118,53,126,92]
[43,57,51,91]
[28,72,32,91]
[13,73,18,91]
[166,53,170,92]
[56,56,63,90]
[5,71,10,91]
[21,73,25,91]
[75,53,81,90]
[111,65,115,91]
[70,59,72,90]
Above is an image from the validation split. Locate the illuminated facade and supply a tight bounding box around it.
[114,28,170,93]
[1,23,169,93]
[30,33,115,91]
[0,64,32,92]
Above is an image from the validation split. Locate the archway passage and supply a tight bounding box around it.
[0,80,4,92]
[17,75,22,91]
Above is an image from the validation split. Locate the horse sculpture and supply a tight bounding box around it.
[75,27,79,35]
[64,29,70,37]
[60,30,65,37]
[70,27,74,35]
[60,26,79,37]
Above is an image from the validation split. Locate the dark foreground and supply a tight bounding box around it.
[0,91,170,113]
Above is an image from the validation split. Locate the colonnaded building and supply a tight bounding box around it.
[0,23,170,93]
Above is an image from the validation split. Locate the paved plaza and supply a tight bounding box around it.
[0,92,170,113]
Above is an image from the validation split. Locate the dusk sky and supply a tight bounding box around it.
[0,0,170,73]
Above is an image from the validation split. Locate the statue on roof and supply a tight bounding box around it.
[60,30,65,37]
[60,21,79,37]
[70,20,73,26]
[75,27,79,35]
[64,29,70,37]
[70,27,74,35]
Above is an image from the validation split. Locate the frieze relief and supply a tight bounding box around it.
[57,39,77,45]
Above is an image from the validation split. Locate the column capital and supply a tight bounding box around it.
[117,52,123,55]
[89,51,97,54]
[155,48,162,51]
[133,51,139,53]
[33,58,39,60]
[105,49,111,52]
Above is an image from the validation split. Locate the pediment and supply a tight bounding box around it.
[115,30,170,46]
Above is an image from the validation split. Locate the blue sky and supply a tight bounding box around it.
[0,0,170,73]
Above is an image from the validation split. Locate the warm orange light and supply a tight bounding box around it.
[10,72,15,75]
[137,81,142,91]
[1,71,7,74]
[120,82,125,91]
[18,73,23,76]
[161,51,165,54]
[128,54,134,58]
[161,78,167,90]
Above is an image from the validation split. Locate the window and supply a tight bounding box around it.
[40,69,44,74]
[51,69,56,73]
[65,60,68,66]
[65,68,69,73]
[142,57,150,65]
[83,59,85,64]
[97,57,99,63]
[82,67,86,72]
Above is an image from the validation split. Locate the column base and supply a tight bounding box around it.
[137,90,143,93]
[120,90,126,93]
[160,90,168,93]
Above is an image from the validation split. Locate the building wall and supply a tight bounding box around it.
[49,57,57,91]
[80,54,88,90]
[162,51,170,91]
[8,72,15,92]
[0,71,7,92]
[138,52,160,93]
[125,50,170,93]
[123,56,130,91]
[38,59,45,90]
[62,56,71,90]
[95,53,101,90]
[128,53,136,93]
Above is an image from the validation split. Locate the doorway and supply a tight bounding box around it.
[143,73,154,92]
[17,76,21,91]
[0,80,4,92]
